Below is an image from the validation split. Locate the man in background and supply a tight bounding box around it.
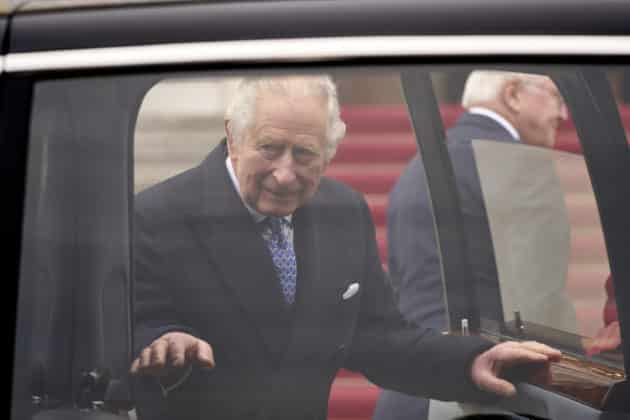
[374,70,570,420]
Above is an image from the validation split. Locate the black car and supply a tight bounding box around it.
[4,1,630,419]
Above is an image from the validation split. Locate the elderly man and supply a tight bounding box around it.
[374,71,570,420]
[130,75,560,420]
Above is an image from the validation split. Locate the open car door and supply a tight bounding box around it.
[401,68,630,420]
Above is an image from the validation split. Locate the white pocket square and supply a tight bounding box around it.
[342,283,360,300]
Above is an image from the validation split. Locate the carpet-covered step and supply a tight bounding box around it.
[574,304,608,331]
[330,143,607,198]
[341,104,463,134]
[567,262,611,300]
[339,105,630,156]
[568,228,608,262]
[333,129,628,159]
[327,375,380,420]
[341,105,413,134]
[333,133,417,164]
[366,194,388,227]
[325,163,405,195]
[335,369,366,378]
[565,193,603,226]
[333,131,588,164]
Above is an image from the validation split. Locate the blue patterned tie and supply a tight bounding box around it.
[262,216,297,304]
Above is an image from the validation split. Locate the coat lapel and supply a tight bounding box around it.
[191,143,292,361]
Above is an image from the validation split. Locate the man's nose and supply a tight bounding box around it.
[273,152,297,185]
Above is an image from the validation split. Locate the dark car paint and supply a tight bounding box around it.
[0,17,7,53]
[7,0,630,54]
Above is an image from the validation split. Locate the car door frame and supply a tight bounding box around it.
[5,2,630,419]
[400,64,630,417]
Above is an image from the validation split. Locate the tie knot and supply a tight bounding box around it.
[267,216,283,235]
[264,216,291,234]
[261,217,291,245]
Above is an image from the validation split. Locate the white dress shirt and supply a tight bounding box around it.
[468,107,520,142]
[226,156,294,244]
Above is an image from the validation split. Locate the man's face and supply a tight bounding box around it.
[512,77,568,148]
[227,91,329,216]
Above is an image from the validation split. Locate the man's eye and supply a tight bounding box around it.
[259,143,282,155]
[294,148,320,164]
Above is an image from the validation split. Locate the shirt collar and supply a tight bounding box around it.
[225,156,292,225]
[468,107,520,142]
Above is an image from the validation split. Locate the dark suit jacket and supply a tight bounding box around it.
[133,140,494,420]
[374,112,516,420]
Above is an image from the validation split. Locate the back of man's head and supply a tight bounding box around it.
[460,70,567,148]
[462,70,533,109]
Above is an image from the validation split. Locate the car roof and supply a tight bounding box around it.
[6,0,305,14]
[6,0,630,23]
[7,0,187,14]
[6,0,630,54]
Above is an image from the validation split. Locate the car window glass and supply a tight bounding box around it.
[17,75,155,415]
[19,69,419,419]
[429,69,625,369]
[133,72,414,417]
[16,66,629,420]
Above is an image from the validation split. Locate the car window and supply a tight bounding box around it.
[424,67,626,366]
[391,67,630,414]
[133,68,630,417]
[15,65,630,420]
[18,69,418,418]
[131,71,439,420]
[17,74,157,416]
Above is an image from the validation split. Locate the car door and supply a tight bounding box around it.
[400,67,630,420]
[6,2,630,420]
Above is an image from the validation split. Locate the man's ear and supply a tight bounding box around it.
[502,80,522,114]
[321,154,331,171]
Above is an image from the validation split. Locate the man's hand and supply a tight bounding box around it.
[130,332,215,377]
[471,341,561,398]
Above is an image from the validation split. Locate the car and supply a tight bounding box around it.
[4,1,630,419]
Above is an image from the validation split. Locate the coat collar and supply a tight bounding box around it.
[454,112,519,144]
[467,107,520,141]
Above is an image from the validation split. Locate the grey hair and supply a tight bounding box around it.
[224,75,346,161]
[461,70,542,108]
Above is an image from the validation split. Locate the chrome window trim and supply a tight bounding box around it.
[4,35,630,73]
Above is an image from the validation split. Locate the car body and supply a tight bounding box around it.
[4,1,630,419]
